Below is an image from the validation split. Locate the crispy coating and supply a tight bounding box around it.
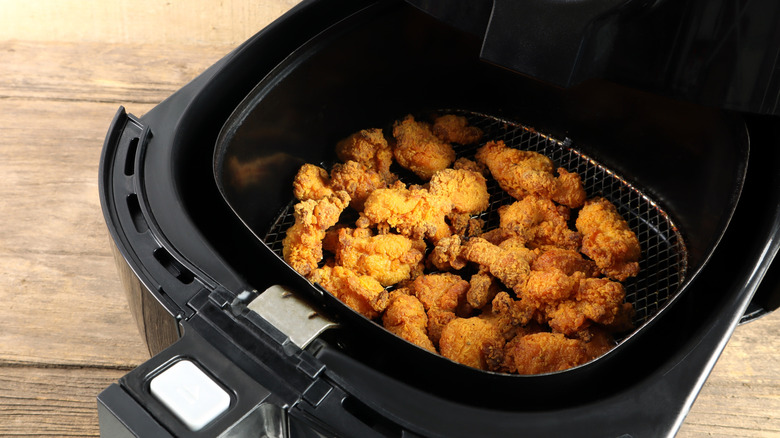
[360,185,453,243]
[293,161,385,210]
[475,140,585,208]
[439,317,505,370]
[478,228,521,246]
[335,128,395,183]
[429,168,489,215]
[479,292,536,343]
[428,235,468,271]
[447,213,484,238]
[504,332,590,375]
[570,278,626,327]
[453,157,487,176]
[308,264,389,320]
[329,161,387,210]
[411,273,471,314]
[531,247,599,277]
[283,115,643,375]
[524,270,581,304]
[392,115,456,180]
[475,140,554,198]
[382,292,436,352]
[466,268,500,310]
[460,237,535,292]
[282,191,350,276]
[523,273,628,335]
[575,197,640,281]
[498,195,581,250]
[554,168,587,210]
[408,273,472,345]
[432,114,483,145]
[292,163,334,201]
[334,227,424,287]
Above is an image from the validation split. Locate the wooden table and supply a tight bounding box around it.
[0,2,778,437]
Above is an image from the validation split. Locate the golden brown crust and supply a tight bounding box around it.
[475,140,586,208]
[282,191,350,276]
[439,317,505,370]
[335,128,395,183]
[392,115,456,180]
[429,168,489,215]
[333,228,424,287]
[575,197,640,281]
[283,114,640,375]
[431,114,483,145]
[382,293,436,352]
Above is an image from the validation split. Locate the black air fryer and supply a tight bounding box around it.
[97,0,780,436]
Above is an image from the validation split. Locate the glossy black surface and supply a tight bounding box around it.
[98,0,780,436]
[409,0,780,115]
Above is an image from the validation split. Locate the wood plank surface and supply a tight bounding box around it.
[0,3,778,437]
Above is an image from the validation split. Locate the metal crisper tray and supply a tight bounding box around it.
[263,110,688,344]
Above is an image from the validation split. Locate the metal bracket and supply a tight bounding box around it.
[247,285,338,350]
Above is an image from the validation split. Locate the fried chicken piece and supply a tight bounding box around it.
[447,213,484,238]
[360,185,453,243]
[460,237,535,292]
[335,128,395,183]
[531,247,599,277]
[308,264,388,320]
[392,115,456,180]
[428,235,468,271]
[554,168,587,210]
[426,308,459,349]
[329,161,387,210]
[478,227,521,246]
[322,226,370,254]
[498,195,581,250]
[504,332,591,374]
[475,140,585,208]
[282,191,351,276]
[293,161,385,210]
[411,273,472,314]
[334,227,424,287]
[292,163,334,201]
[408,273,472,345]
[382,292,436,352]
[453,157,487,176]
[574,326,617,358]
[524,270,581,305]
[480,292,535,340]
[429,168,489,215]
[432,114,483,145]
[466,268,500,309]
[575,197,640,281]
[523,273,628,335]
[570,277,627,328]
[439,317,505,371]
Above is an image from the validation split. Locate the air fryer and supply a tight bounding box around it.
[97,0,780,437]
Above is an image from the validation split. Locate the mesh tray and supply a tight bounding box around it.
[263,110,688,341]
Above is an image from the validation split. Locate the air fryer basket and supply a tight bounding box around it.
[260,109,688,344]
[212,0,748,407]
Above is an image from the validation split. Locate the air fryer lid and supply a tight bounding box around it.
[212,0,748,406]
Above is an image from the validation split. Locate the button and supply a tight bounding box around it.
[149,360,231,431]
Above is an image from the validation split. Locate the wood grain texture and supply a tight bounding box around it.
[0,0,301,45]
[0,366,128,437]
[0,2,778,436]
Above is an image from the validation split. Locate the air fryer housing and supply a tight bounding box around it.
[97,0,780,436]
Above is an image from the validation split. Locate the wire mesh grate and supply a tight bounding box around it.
[263,110,688,335]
